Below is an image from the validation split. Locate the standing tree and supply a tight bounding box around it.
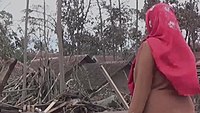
[20,3,57,52]
[57,0,65,93]
[62,0,92,55]
[175,0,200,52]
[60,0,142,58]
[22,0,29,102]
[96,0,105,60]
[99,0,141,57]
[0,10,21,59]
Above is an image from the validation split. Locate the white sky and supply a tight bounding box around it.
[1,0,188,26]
[1,0,144,22]
[1,0,187,27]
[1,0,188,30]
[1,0,56,21]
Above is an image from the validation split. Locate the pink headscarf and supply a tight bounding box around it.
[128,3,200,96]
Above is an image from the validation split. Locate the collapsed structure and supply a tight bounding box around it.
[0,51,199,113]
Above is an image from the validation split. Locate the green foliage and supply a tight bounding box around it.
[61,0,142,57]
[62,0,94,55]
[175,0,200,51]
[0,10,22,59]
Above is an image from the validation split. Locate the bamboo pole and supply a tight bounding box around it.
[57,0,65,93]
[22,0,29,103]
[100,65,129,110]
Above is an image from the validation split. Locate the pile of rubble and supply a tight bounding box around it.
[0,54,131,113]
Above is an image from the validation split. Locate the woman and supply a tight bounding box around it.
[128,3,200,113]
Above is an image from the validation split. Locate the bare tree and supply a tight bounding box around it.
[57,0,65,93]
[43,0,48,51]
[62,0,92,55]
[96,0,105,61]
[109,0,116,60]
[20,3,57,52]
[118,0,123,54]
[22,0,29,102]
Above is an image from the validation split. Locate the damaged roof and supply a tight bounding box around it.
[29,54,95,76]
[92,55,123,63]
[78,61,130,92]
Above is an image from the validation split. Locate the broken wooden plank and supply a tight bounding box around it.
[0,59,17,94]
[27,70,39,88]
[42,74,59,103]
[95,95,117,107]
[100,65,129,110]
[0,109,19,113]
[47,102,68,113]
[4,76,21,89]
[2,88,36,93]
[0,102,20,110]
[16,95,34,106]
[22,105,35,112]
[43,99,58,113]
[97,111,127,113]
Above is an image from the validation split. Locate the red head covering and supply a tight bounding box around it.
[128,3,200,96]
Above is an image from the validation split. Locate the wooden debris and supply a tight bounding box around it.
[0,56,131,113]
[0,59,17,94]
[100,65,129,110]
[43,99,58,113]
[0,102,20,110]
[95,95,118,107]
[47,101,68,113]
[97,111,127,113]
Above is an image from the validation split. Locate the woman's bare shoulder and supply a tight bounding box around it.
[140,41,151,55]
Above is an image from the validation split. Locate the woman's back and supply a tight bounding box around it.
[143,70,195,113]
[128,42,195,113]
